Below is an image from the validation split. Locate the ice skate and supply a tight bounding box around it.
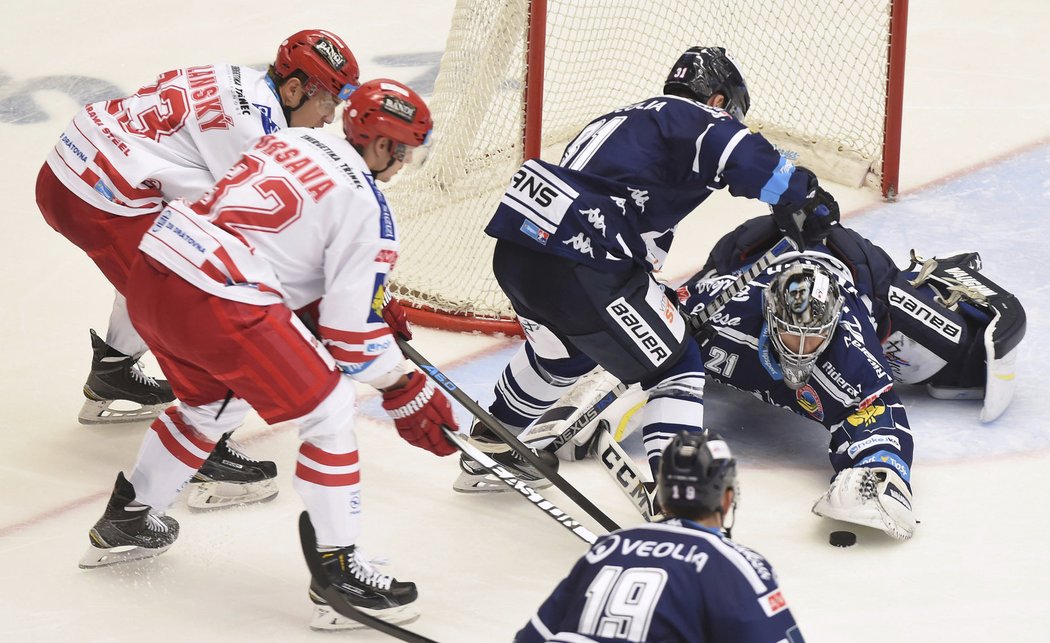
[812,466,915,541]
[79,329,175,425]
[453,423,559,493]
[308,545,419,630]
[80,472,179,568]
[187,432,278,510]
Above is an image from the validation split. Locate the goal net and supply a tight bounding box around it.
[384,0,908,334]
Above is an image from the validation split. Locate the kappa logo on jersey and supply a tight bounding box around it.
[846,399,886,427]
[610,195,627,216]
[313,38,348,71]
[847,434,902,459]
[519,220,549,245]
[580,208,606,235]
[607,297,671,366]
[563,232,595,258]
[858,450,911,483]
[796,384,824,421]
[628,187,649,213]
[888,286,962,343]
[758,589,789,617]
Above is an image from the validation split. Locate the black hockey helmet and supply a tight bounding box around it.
[664,46,750,121]
[657,431,738,517]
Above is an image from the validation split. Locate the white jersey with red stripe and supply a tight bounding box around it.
[45,64,286,217]
[139,128,403,385]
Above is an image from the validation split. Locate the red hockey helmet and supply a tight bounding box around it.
[274,29,360,100]
[343,79,432,149]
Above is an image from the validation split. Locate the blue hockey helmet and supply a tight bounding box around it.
[764,262,844,389]
[664,46,751,121]
[657,431,738,517]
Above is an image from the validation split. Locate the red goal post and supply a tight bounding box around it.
[384,0,909,336]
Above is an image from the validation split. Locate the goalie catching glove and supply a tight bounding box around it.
[771,166,840,247]
[381,372,458,456]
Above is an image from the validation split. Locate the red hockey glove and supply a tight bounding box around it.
[380,372,457,456]
[382,298,412,340]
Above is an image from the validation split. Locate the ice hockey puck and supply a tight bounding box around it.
[829,531,857,547]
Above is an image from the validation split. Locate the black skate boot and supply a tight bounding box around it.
[80,472,179,568]
[79,329,175,425]
[308,545,420,630]
[187,432,279,510]
[452,422,560,493]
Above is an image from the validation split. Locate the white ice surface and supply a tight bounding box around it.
[2,1,1050,641]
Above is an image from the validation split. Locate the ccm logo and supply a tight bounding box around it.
[511,168,558,207]
[607,298,670,365]
[888,286,961,343]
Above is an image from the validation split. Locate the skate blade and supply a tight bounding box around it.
[186,479,279,511]
[78,399,170,425]
[79,543,172,569]
[309,603,420,631]
[452,471,552,494]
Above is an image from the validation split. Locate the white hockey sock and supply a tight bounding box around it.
[105,292,150,358]
[293,441,363,547]
[490,344,580,430]
[129,408,215,511]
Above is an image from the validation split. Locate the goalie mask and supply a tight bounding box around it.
[657,431,738,517]
[664,46,751,121]
[764,262,844,389]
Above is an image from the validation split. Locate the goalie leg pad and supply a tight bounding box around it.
[812,467,915,540]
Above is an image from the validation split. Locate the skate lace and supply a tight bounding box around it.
[129,361,162,388]
[223,436,259,463]
[349,550,395,591]
[145,513,171,533]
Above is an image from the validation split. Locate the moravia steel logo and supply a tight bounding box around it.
[313,38,347,71]
[381,95,417,122]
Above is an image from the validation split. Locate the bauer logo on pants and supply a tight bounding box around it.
[607,297,671,366]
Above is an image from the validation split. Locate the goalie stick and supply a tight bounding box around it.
[298,512,439,643]
[522,235,801,449]
[396,337,623,534]
[590,420,658,521]
[445,427,597,544]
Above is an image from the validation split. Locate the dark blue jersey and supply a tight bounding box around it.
[515,519,802,643]
[486,96,812,271]
[681,249,914,483]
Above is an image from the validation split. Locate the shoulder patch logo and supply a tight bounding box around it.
[847,399,886,427]
[795,384,824,421]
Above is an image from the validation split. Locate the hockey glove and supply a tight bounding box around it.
[382,297,412,340]
[381,372,458,456]
[771,166,840,247]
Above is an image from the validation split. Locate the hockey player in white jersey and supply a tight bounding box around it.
[457,46,839,493]
[36,28,359,508]
[78,79,457,629]
[37,29,357,424]
[516,431,803,642]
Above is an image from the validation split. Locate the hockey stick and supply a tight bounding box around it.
[445,427,597,545]
[396,337,623,533]
[521,235,801,449]
[589,421,658,521]
[298,511,439,643]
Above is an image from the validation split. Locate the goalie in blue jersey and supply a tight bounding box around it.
[673,215,1026,540]
[516,431,803,643]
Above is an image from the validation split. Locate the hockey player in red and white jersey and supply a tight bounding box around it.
[36,29,358,424]
[79,79,457,629]
[36,29,359,509]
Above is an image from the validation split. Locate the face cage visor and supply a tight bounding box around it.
[764,296,843,389]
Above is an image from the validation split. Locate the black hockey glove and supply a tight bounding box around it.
[771,167,840,247]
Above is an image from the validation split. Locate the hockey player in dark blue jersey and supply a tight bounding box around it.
[455,46,841,493]
[675,216,1026,540]
[515,431,803,643]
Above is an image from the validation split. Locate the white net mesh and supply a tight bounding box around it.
[385,0,896,326]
